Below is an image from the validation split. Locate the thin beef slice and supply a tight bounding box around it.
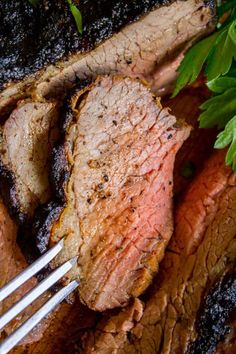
[80,150,236,353]
[0,0,215,222]
[0,0,214,114]
[0,101,59,222]
[34,76,190,311]
[0,199,47,345]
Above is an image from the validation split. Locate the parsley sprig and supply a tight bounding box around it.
[215,115,236,170]
[27,0,83,35]
[67,0,83,35]
[173,0,236,171]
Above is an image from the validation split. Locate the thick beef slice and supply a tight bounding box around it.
[34,76,190,311]
[0,0,214,114]
[80,150,236,353]
[0,0,214,222]
[0,101,59,221]
[2,86,207,354]
[0,197,95,349]
[0,0,214,88]
[36,0,214,99]
[0,199,48,344]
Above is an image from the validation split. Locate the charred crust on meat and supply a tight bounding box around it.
[0,160,27,224]
[59,80,91,132]
[33,82,93,255]
[1,0,175,87]
[33,201,64,255]
[189,269,236,354]
[51,80,91,201]
[50,144,70,202]
[60,103,75,134]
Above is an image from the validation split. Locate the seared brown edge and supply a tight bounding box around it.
[0,0,215,88]
[189,268,236,354]
[0,79,90,225]
[0,160,27,224]
[1,0,172,87]
[31,82,91,258]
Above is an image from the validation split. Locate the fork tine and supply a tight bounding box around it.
[0,239,64,302]
[0,280,79,354]
[0,257,78,331]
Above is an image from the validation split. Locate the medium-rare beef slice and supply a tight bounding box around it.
[80,150,236,353]
[0,0,214,113]
[0,101,59,222]
[34,76,190,311]
[0,199,48,345]
[0,0,214,87]
[35,0,214,99]
[0,197,92,348]
[0,0,174,86]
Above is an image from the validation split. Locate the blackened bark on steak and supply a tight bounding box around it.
[50,84,92,202]
[33,202,65,255]
[0,160,27,224]
[189,270,236,354]
[0,0,215,117]
[0,0,172,87]
[33,76,190,311]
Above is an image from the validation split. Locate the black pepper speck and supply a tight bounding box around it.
[0,0,170,87]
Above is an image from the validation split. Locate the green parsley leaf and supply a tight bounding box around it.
[67,0,83,35]
[199,87,236,128]
[214,115,236,171]
[229,18,236,43]
[207,76,236,93]
[173,18,236,97]
[172,31,220,97]
[28,0,39,6]
[172,0,236,172]
[205,20,236,80]
[226,63,236,76]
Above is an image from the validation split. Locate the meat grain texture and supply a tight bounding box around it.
[80,150,236,353]
[0,102,59,222]
[0,197,96,349]
[0,199,49,344]
[2,86,211,354]
[35,76,190,311]
[0,0,214,225]
[0,0,214,114]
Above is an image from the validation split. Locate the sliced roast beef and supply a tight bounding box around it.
[80,150,236,353]
[0,0,215,223]
[0,197,95,349]
[0,101,59,222]
[35,0,214,100]
[0,0,214,114]
[0,199,46,344]
[33,76,190,311]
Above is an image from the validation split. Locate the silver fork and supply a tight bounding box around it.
[0,239,79,354]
